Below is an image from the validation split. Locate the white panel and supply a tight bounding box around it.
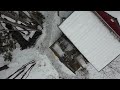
[59,11,120,71]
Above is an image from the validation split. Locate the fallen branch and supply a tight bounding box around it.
[27,11,43,29]
[0,11,35,29]
[0,17,41,31]
[21,11,32,20]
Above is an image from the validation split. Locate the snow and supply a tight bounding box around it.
[1,15,16,23]
[58,11,73,19]
[26,53,59,79]
[0,11,85,79]
[38,11,80,79]
[16,26,24,30]
[1,48,59,79]
[1,11,120,79]
[34,24,47,54]
[46,49,79,79]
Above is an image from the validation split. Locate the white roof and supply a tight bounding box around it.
[59,11,120,71]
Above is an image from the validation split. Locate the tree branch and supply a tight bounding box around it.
[0,11,35,29]
[0,17,41,31]
[21,11,32,20]
[27,11,43,29]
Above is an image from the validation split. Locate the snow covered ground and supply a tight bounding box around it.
[0,48,59,79]
[1,11,120,79]
[0,11,77,79]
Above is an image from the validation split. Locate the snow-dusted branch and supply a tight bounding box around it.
[0,17,40,31]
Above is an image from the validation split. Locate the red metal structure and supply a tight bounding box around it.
[94,11,120,38]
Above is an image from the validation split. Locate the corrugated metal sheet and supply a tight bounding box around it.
[59,11,120,71]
